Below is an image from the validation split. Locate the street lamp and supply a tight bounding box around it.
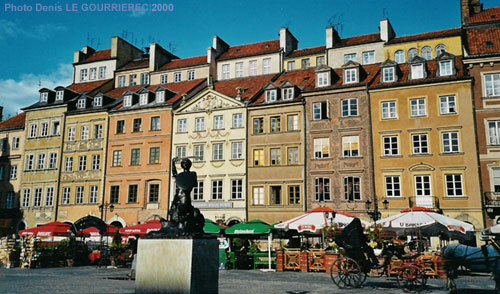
[99,202,115,222]
[365,199,381,222]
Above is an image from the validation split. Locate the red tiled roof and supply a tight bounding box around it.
[213,74,277,101]
[67,79,113,93]
[286,46,326,58]
[159,56,207,70]
[370,57,466,89]
[148,79,206,104]
[218,40,281,60]
[466,26,500,55]
[389,28,461,44]
[468,7,500,24]
[118,58,149,71]
[105,85,145,98]
[81,49,112,63]
[335,33,381,48]
[252,69,316,104]
[0,112,25,130]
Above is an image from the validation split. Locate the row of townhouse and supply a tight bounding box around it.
[0,0,498,233]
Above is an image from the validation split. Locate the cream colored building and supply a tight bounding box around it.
[284,46,326,71]
[149,55,210,86]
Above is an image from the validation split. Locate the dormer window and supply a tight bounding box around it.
[93,97,102,107]
[411,64,424,79]
[265,90,277,102]
[140,93,148,105]
[56,90,64,101]
[40,92,48,103]
[317,72,330,87]
[382,67,395,82]
[77,99,86,109]
[124,95,132,107]
[282,88,294,100]
[344,68,357,84]
[439,60,453,76]
[156,91,165,103]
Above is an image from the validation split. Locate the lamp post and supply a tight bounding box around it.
[99,202,115,223]
[365,198,389,223]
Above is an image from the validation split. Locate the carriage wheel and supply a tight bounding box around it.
[396,265,427,293]
[330,257,364,288]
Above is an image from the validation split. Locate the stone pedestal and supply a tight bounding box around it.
[135,238,219,294]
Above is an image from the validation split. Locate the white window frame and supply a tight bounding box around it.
[25,154,34,170]
[94,124,103,139]
[342,136,360,157]
[315,177,331,201]
[65,156,73,172]
[80,69,88,81]
[341,98,358,117]
[362,51,375,65]
[118,76,126,87]
[177,119,187,133]
[151,116,161,131]
[37,153,45,170]
[395,50,405,64]
[263,58,271,74]
[410,98,426,117]
[414,175,432,197]
[195,117,205,131]
[489,121,500,145]
[194,144,204,161]
[112,150,122,166]
[265,90,277,102]
[231,142,243,159]
[45,186,54,206]
[212,180,223,200]
[40,122,49,137]
[156,91,165,103]
[9,165,17,179]
[287,114,298,131]
[99,66,106,79]
[344,68,357,84]
[383,67,395,82]
[139,93,148,105]
[439,60,453,76]
[160,74,168,84]
[317,72,329,87]
[12,137,20,149]
[411,64,424,79]
[235,62,243,78]
[344,176,361,201]
[344,53,356,63]
[385,176,401,197]
[81,125,89,140]
[89,67,97,80]
[48,152,57,169]
[222,64,230,80]
[214,115,224,130]
[62,187,71,205]
[383,135,398,156]
[445,174,463,197]
[56,90,64,101]
[440,95,456,114]
[129,74,137,86]
[231,179,243,199]
[212,143,223,161]
[141,73,149,85]
[313,138,329,158]
[252,186,264,205]
[92,154,100,170]
[312,101,328,120]
[412,133,429,154]
[232,113,243,128]
[422,46,432,60]
[78,155,87,171]
[381,101,397,119]
[93,97,102,107]
[282,88,294,100]
[249,60,257,76]
[124,95,132,107]
[22,188,31,207]
[33,187,42,207]
[40,92,48,102]
[193,181,204,200]
[67,127,76,141]
[76,186,84,204]
[29,123,37,138]
[89,185,98,203]
[188,71,195,80]
[485,73,500,97]
[442,131,460,153]
[176,145,186,158]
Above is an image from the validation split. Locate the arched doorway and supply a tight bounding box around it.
[110,221,123,228]
[16,221,26,232]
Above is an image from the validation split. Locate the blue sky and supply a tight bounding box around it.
[0,0,497,117]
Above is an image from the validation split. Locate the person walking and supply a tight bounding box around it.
[127,235,139,278]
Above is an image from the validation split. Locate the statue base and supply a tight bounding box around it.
[135,238,219,294]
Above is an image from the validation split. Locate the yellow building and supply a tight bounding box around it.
[369,54,483,230]
[284,46,326,71]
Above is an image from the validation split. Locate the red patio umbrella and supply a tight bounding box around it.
[19,221,72,237]
[119,220,162,237]
[79,224,118,237]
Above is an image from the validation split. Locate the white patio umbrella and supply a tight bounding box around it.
[481,223,500,236]
[378,207,475,240]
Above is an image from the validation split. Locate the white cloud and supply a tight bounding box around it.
[0,64,73,118]
[0,19,67,40]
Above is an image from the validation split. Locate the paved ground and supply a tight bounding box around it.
[0,266,496,294]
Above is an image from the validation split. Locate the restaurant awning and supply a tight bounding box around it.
[18,221,72,237]
[119,220,162,237]
[204,218,226,234]
[225,219,272,235]
[79,224,118,237]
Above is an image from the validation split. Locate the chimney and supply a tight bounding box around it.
[461,0,483,25]
[326,26,341,49]
[149,43,177,71]
[81,46,95,55]
[380,18,395,42]
[73,46,95,63]
[236,87,242,101]
[280,27,298,56]
[212,36,229,57]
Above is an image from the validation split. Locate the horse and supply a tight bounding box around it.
[442,243,500,293]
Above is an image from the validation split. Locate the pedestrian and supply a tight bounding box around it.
[127,235,139,278]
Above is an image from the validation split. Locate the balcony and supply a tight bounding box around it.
[484,192,500,218]
[407,196,440,210]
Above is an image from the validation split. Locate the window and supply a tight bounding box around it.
[118,76,126,87]
[61,187,70,205]
[116,120,125,134]
[51,120,60,136]
[270,148,281,165]
[287,61,295,71]
[395,50,405,64]
[385,176,401,197]
[342,136,359,157]
[287,185,300,205]
[160,74,167,84]
[381,101,397,119]
[316,56,325,66]
[271,186,282,205]
[22,188,31,207]
[411,64,424,79]
[383,67,395,82]
[188,71,195,80]
[37,153,45,170]
[362,51,375,64]
[283,88,294,100]
[214,115,224,130]
[312,101,328,120]
[232,113,242,128]
[315,178,330,201]
[222,64,230,80]
[110,186,120,203]
[253,118,264,134]
[287,147,298,165]
[0,138,6,152]
[231,142,243,159]
[436,44,446,56]
[422,46,432,60]
[442,132,459,153]
[212,143,223,160]
[445,174,463,197]
[140,93,148,105]
[141,73,149,85]
[249,60,257,76]
[25,154,34,170]
[317,72,329,87]
[149,183,160,203]
[177,119,187,132]
[287,114,298,131]
[265,90,277,102]
[176,145,186,158]
[344,53,356,63]
[5,192,14,209]
[408,48,418,60]
[263,58,271,74]
[112,150,122,166]
[440,95,456,114]
[65,157,73,172]
[90,68,97,80]
[92,154,100,170]
[75,186,85,204]
[56,90,64,101]
[129,74,137,86]
[313,138,329,158]
[439,60,453,76]
[81,125,89,140]
[301,58,310,69]
[149,147,160,164]
[93,97,102,107]
[193,181,204,200]
[194,144,204,161]
[29,124,37,138]
[382,136,399,156]
[33,187,42,207]
[194,117,205,131]
[485,73,500,97]
[156,91,165,103]
[253,149,264,166]
[130,148,141,165]
[344,68,357,83]
[94,124,103,139]
[12,137,20,149]
[123,95,132,107]
[133,118,142,132]
[270,116,281,132]
[252,187,264,205]
[415,175,431,197]
[412,134,429,154]
[80,69,88,81]
[78,155,86,171]
[48,152,57,169]
[40,122,49,137]
[231,179,243,199]
[341,98,358,117]
[493,168,500,192]
[99,66,106,79]
[9,165,17,179]
[212,180,223,200]
[410,98,426,117]
[40,92,48,103]
[344,176,361,201]
[489,121,500,145]
[174,72,181,82]
[235,62,243,78]
[151,116,160,131]
[89,186,98,203]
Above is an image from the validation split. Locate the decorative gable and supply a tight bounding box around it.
[177,89,244,113]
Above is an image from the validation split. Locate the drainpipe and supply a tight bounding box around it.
[54,110,67,221]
